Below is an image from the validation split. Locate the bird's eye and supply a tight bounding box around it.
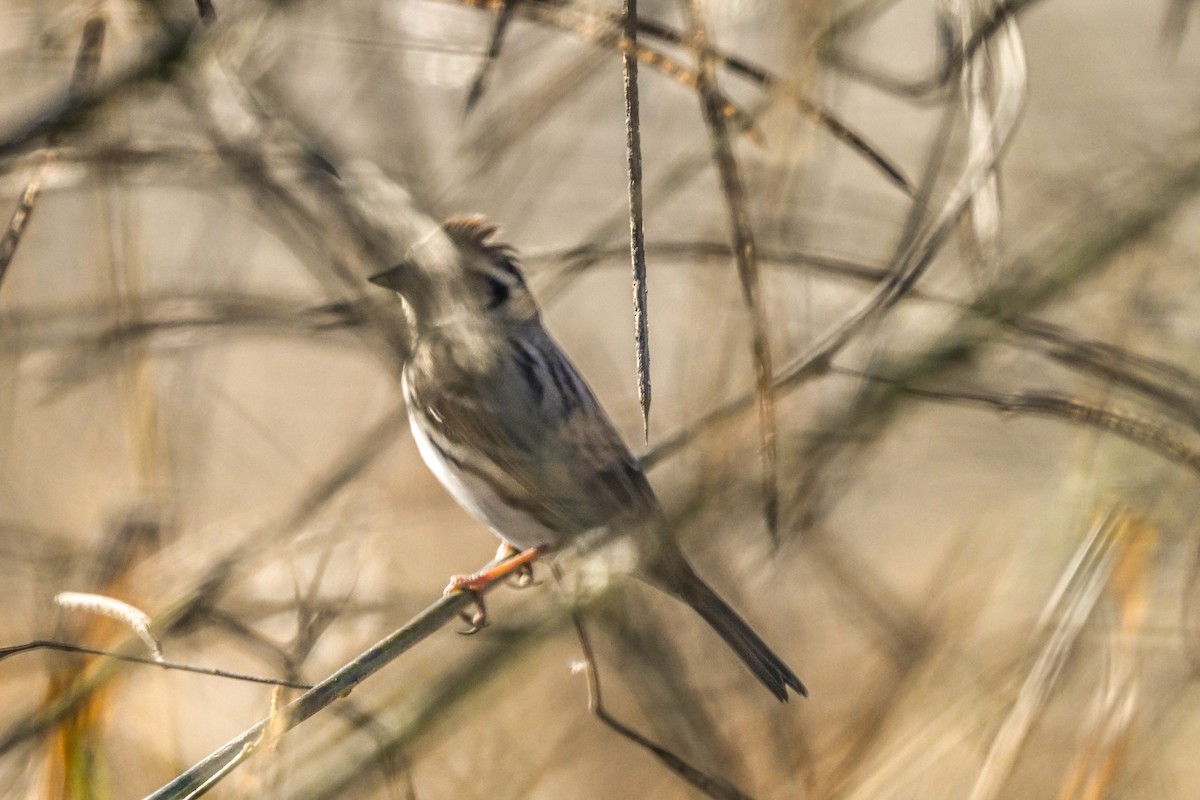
[485,275,510,309]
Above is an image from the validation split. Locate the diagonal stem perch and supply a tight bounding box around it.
[145,583,500,799]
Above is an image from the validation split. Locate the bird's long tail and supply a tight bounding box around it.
[645,555,806,701]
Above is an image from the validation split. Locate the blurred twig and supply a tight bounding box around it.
[0,15,106,290]
[823,0,1043,100]
[463,0,518,114]
[641,91,962,472]
[1161,0,1197,59]
[833,366,1200,477]
[652,44,1200,494]
[566,590,755,800]
[966,508,1122,800]
[684,0,780,543]
[456,0,912,190]
[0,402,408,758]
[0,18,197,161]
[532,240,1200,442]
[787,137,1200,512]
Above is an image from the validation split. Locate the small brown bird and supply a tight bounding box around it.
[370,217,805,700]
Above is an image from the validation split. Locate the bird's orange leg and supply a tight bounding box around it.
[444,544,551,633]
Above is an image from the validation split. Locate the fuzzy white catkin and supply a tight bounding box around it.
[55,591,164,662]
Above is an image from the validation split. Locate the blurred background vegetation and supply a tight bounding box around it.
[3,0,1200,797]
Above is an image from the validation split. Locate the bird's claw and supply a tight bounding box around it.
[445,573,492,634]
[506,562,538,589]
[455,591,488,635]
[443,544,550,632]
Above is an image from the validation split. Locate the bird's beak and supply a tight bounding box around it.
[368,263,410,292]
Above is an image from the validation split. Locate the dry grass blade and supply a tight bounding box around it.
[646,129,1200,477]
[645,9,1020,481]
[952,0,1027,277]
[683,0,780,542]
[621,0,652,441]
[25,294,363,398]
[1008,317,1200,434]
[830,139,1200,453]
[1057,516,1154,800]
[5,25,135,793]
[535,134,768,304]
[0,401,407,760]
[966,509,1122,800]
[640,96,960,472]
[461,44,611,179]
[294,614,561,799]
[533,239,1200,442]
[624,10,912,191]
[0,172,42,289]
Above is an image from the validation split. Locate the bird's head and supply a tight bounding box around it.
[368,216,539,334]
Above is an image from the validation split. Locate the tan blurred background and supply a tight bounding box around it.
[3,0,1200,797]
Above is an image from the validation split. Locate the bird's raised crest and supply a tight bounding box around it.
[443,215,526,287]
[444,215,499,247]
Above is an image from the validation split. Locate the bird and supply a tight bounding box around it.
[369,216,805,701]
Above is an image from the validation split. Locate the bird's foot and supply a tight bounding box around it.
[489,544,532,587]
[490,544,540,588]
[453,591,488,635]
[507,561,537,588]
[443,544,550,632]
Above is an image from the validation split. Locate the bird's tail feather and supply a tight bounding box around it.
[646,557,806,701]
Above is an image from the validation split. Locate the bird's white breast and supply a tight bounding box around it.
[402,370,560,551]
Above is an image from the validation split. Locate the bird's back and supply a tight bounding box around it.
[404,320,659,550]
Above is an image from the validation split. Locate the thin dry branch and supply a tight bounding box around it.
[0,19,197,161]
[567,599,755,800]
[460,0,764,139]
[0,641,312,691]
[966,508,1123,800]
[684,0,780,543]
